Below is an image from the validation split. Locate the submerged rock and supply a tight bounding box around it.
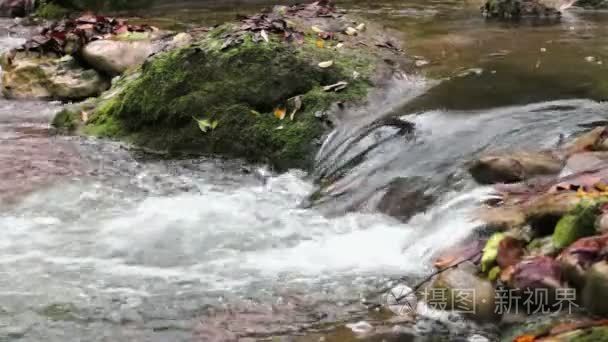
[482,0,562,19]
[377,177,435,222]
[469,151,563,185]
[1,54,109,100]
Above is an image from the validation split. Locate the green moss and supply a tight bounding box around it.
[481,232,505,273]
[39,303,79,321]
[80,26,374,169]
[568,327,608,342]
[35,3,70,19]
[553,201,601,249]
[52,108,79,132]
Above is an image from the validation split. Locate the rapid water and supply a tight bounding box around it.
[1,2,608,341]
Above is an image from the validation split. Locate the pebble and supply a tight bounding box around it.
[346,321,374,335]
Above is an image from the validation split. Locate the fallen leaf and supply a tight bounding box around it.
[274,107,286,120]
[316,39,325,49]
[323,81,348,92]
[260,29,269,43]
[335,43,344,49]
[194,117,219,133]
[288,95,303,120]
[318,60,334,68]
[355,23,366,31]
[345,27,358,36]
[311,25,324,33]
[80,111,89,123]
[250,110,261,116]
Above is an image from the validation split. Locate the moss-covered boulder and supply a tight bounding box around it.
[53,4,408,169]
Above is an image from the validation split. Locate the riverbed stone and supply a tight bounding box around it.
[429,263,497,322]
[468,151,563,185]
[377,177,435,222]
[582,261,608,316]
[1,54,109,100]
[82,39,156,76]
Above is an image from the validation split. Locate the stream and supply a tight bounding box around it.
[2,1,608,341]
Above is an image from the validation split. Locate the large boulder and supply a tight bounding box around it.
[0,0,34,17]
[1,54,109,100]
[82,39,156,76]
[52,2,411,170]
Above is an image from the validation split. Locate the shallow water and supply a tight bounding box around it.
[1,2,608,341]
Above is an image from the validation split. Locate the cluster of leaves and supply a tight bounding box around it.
[21,13,154,55]
[221,0,339,49]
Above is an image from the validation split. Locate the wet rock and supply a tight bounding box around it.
[0,0,34,17]
[564,126,608,156]
[582,261,608,316]
[477,206,527,230]
[377,177,435,222]
[429,263,497,322]
[558,234,608,287]
[433,239,485,270]
[511,256,563,290]
[1,54,109,100]
[468,151,563,185]
[82,39,156,76]
[563,152,608,174]
[482,0,562,19]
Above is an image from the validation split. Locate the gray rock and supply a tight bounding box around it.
[1,54,110,100]
[377,177,434,222]
[582,261,608,316]
[428,263,498,322]
[469,151,563,184]
[82,39,156,76]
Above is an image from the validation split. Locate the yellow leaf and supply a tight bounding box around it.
[274,107,286,120]
[318,60,333,68]
[315,39,325,49]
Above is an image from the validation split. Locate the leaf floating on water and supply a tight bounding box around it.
[318,60,333,68]
[274,107,286,120]
[260,29,269,43]
[311,25,324,33]
[288,95,303,121]
[316,39,325,49]
[323,81,348,92]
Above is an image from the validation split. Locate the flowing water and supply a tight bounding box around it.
[2,2,608,341]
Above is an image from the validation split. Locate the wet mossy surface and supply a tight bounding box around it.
[63,26,376,170]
